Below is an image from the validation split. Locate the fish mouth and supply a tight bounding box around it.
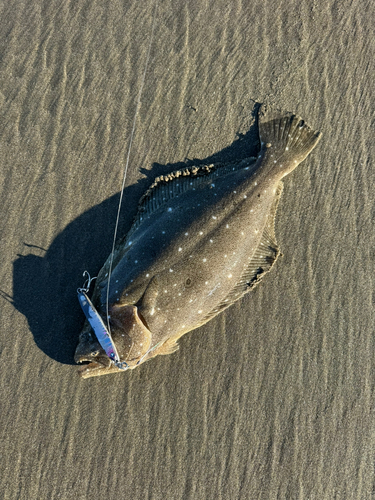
[74,325,117,378]
[75,355,117,378]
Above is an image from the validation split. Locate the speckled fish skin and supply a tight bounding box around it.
[75,104,322,378]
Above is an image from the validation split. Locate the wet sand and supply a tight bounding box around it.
[1,0,374,498]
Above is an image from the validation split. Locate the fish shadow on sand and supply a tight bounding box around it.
[10,105,262,365]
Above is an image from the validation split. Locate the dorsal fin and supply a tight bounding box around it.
[126,158,257,242]
[201,181,283,324]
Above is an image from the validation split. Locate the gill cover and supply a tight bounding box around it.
[108,304,152,364]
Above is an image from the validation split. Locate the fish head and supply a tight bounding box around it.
[75,304,152,378]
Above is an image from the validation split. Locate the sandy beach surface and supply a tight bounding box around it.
[1,0,374,498]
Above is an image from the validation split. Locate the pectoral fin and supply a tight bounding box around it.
[155,337,180,356]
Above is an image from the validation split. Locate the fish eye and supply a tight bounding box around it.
[185,278,192,287]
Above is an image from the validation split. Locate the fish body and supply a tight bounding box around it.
[75,105,321,378]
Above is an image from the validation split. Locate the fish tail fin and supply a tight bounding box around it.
[258,104,322,175]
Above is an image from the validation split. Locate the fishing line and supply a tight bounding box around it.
[105,0,158,333]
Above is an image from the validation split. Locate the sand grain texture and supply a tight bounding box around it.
[1,1,374,499]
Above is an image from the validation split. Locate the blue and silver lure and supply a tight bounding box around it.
[77,272,128,370]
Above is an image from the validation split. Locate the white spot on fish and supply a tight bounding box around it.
[228,274,232,278]
[203,258,207,262]
[178,247,182,252]
[199,231,203,235]
[169,269,173,272]
[168,207,172,212]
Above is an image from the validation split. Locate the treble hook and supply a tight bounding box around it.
[77,271,97,294]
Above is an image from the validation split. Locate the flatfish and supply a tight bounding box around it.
[75,104,321,378]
